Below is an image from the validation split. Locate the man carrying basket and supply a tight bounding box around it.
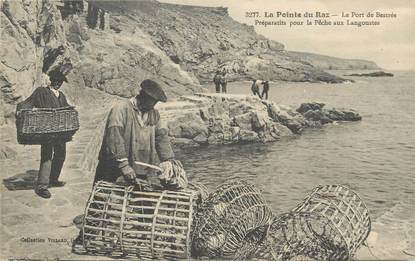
[20,69,72,198]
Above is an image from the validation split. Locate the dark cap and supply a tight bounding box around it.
[49,69,68,83]
[140,79,167,102]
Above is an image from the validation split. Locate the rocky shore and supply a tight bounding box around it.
[160,93,362,147]
[1,0,383,126]
[345,71,394,77]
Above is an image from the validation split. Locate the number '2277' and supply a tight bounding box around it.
[246,12,260,17]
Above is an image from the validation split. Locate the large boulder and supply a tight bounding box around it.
[207,132,225,145]
[233,112,253,131]
[239,129,260,142]
[251,109,269,131]
[257,122,293,142]
[284,116,307,134]
[228,101,253,118]
[209,118,231,133]
[167,112,207,139]
[303,109,333,125]
[296,102,361,126]
[272,122,294,137]
[266,102,307,134]
[325,108,362,121]
[193,133,208,145]
[296,102,325,113]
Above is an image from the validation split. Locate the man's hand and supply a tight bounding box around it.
[159,159,188,190]
[120,164,136,185]
[159,160,174,180]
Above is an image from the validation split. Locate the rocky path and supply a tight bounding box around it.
[1,89,116,260]
[0,89,210,260]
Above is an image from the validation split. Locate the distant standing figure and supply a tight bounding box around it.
[213,71,221,93]
[251,79,262,98]
[261,80,270,100]
[220,71,228,93]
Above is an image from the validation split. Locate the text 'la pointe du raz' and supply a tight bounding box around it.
[259,11,397,18]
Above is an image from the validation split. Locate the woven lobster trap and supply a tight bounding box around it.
[187,181,209,204]
[16,106,79,145]
[256,184,371,261]
[191,179,272,260]
[81,181,197,260]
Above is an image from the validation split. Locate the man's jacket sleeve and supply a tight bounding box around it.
[60,92,71,107]
[155,111,174,161]
[17,87,42,111]
[104,103,128,161]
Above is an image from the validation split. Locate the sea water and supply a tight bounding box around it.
[177,70,415,219]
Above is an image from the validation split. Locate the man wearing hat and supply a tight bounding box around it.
[213,70,221,93]
[21,69,71,198]
[261,80,270,100]
[94,79,176,186]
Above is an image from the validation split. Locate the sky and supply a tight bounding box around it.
[160,0,415,70]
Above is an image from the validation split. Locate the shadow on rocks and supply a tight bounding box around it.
[2,169,38,190]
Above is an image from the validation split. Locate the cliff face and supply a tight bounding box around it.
[0,0,70,123]
[66,17,202,98]
[288,51,380,70]
[0,0,378,125]
[90,1,345,84]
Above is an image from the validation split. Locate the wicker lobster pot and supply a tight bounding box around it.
[82,181,196,260]
[257,184,371,261]
[16,107,79,145]
[192,179,272,259]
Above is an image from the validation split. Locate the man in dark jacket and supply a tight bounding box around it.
[261,80,270,100]
[23,70,71,198]
[94,79,177,186]
[251,79,262,99]
[213,70,221,93]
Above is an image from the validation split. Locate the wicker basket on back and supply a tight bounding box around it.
[191,179,272,260]
[82,181,197,260]
[256,184,371,261]
[16,106,79,144]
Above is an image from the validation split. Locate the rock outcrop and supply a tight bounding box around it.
[0,0,72,124]
[76,1,346,84]
[345,71,394,77]
[288,51,380,71]
[0,0,373,125]
[161,94,362,146]
[63,14,202,98]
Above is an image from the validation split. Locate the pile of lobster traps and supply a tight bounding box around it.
[16,106,79,144]
[256,184,371,261]
[191,179,273,259]
[74,181,371,261]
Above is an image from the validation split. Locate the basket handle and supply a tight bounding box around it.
[19,106,76,112]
